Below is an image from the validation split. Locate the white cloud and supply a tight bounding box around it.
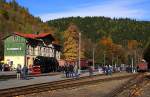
[38,0,147,22]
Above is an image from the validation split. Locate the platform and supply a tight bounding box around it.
[0,72,135,90]
[0,71,60,79]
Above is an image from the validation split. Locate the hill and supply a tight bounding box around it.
[47,16,150,64]
[47,16,150,45]
[0,0,53,58]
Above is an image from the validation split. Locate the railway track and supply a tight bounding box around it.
[105,73,149,97]
[0,73,138,97]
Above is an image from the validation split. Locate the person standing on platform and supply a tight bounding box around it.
[106,65,109,75]
[69,64,74,77]
[108,65,112,75]
[16,64,21,80]
[22,65,28,80]
[0,64,2,71]
[2,64,4,71]
[73,63,78,78]
[89,66,93,76]
[64,63,69,78]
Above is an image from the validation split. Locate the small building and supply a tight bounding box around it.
[4,32,61,69]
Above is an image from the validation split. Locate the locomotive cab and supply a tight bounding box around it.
[33,56,59,73]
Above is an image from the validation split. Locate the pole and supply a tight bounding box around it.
[131,57,134,73]
[93,47,95,69]
[78,32,81,74]
[117,56,118,66]
[134,50,137,68]
[24,42,27,67]
[112,53,114,66]
[104,52,106,66]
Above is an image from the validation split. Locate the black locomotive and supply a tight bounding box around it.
[33,56,59,73]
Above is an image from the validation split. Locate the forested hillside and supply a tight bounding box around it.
[0,0,53,58]
[47,17,150,64]
[48,16,150,45]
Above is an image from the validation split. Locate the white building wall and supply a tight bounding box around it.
[34,46,38,56]
[26,44,58,62]
[56,51,61,60]
[4,56,25,68]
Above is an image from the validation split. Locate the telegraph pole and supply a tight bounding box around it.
[112,53,114,66]
[93,47,95,69]
[78,32,81,74]
[104,52,106,66]
[131,57,134,73]
[134,50,137,68]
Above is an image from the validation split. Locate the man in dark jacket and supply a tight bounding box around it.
[22,65,28,80]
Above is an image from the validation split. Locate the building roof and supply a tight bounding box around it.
[14,32,55,40]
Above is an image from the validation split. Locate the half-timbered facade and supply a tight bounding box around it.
[4,32,61,68]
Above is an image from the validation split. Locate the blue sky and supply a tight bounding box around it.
[8,0,150,22]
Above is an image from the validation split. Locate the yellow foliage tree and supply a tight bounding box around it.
[63,24,80,61]
[99,36,113,47]
[128,40,138,50]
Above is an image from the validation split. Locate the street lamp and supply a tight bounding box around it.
[93,46,95,69]
[112,53,114,66]
[78,32,81,74]
[104,51,106,66]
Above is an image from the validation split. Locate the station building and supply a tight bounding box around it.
[4,32,61,69]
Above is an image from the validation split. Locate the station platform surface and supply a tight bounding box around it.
[0,71,60,76]
[0,71,135,90]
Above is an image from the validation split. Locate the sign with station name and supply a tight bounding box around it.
[7,48,22,51]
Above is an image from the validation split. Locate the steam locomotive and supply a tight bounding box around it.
[33,56,59,73]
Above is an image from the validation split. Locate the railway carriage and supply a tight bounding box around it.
[137,60,148,72]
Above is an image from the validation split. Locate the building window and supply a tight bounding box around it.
[13,35,17,41]
[42,47,45,56]
[50,48,52,57]
[43,48,46,56]
[26,45,30,55]
[30,47,34,55]
[34,46,38,56]
[33,47,35,55]
[48,48,50,56]
[39,47,42,56]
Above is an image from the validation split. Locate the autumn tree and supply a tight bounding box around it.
[143,40,150,65]
[98,36,127,65]
[127,40,142,65]
[63,24,84,61]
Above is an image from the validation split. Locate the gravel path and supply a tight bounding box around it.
[116,74,150,97]
[142,81,150,97]
[20,78,130,97]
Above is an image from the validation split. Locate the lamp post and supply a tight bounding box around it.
[24,42,27,67]
[112,53,114,66]
[93,46,95,69]
[104,51,106,66]
[78,32,81,74]
[131,57,134,73]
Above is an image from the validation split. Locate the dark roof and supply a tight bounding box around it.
[14,32,55,40]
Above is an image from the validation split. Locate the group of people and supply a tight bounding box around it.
[16,64,28,80]
[0,64,10,71]
[64,64,79,78]
[98,65,113,75]
[59,62,79,78]
[60,63,115,78]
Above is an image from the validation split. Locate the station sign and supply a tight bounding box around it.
[7,48,22,51]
